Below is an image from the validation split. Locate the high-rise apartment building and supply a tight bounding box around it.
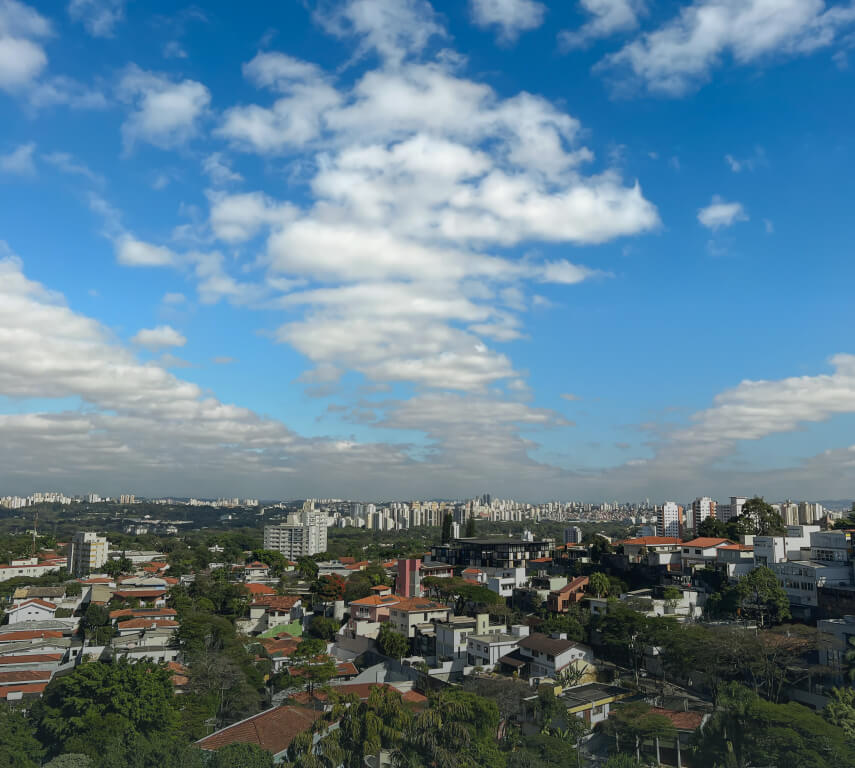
[658,502,683,538]
[263,500,328,559]
[564,526,583,544]
[67,531,108,576]
[690,497,716,529]
[717,496,746,524]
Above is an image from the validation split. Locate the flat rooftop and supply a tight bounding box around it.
[560,683,632,707]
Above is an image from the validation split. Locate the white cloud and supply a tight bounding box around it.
[202,152,243,185]
[0,142,36,175]
[0,0,51,91]
[43,151,102,183]
[209,191,294,243]
[469,0,547,43]
[560,392,581,401]
[212,356,236,365]
[132,324,187,350]
[68,0,125,38]
[559,0,646,48]
[162,292,186,304]
[764,218,775,233]
[697,195,748,229]
[313,0,445,64]
[162,40,187,59]
[601,0,855,96]
[0,250,419,497]
[725,153,741,172]
[118,65,210,150]
[539,260,605,284]
[27,74,108,110]
[116,236,177,267]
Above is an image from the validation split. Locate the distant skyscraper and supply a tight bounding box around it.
[658,502,683,538]
[691,497,716,529]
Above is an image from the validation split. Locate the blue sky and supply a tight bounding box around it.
[1,0,854,502]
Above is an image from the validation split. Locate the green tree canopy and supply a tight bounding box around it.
[736,566,790,626]
[377,623,410,660]
[588,572,610,598]
[0,703,44,768]
[209,742,274,768]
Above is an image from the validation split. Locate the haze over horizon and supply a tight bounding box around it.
[1,0,854,501]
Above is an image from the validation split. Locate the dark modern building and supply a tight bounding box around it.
[430,536,554,570]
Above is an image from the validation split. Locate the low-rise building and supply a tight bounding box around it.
[680,537,733,572]
[504,633,594,681]
[5,598,57,625]
[387,598,451,638]
[547,576,589,613]
[466,626,529,669]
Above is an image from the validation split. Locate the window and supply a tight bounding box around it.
[695,549,701,554]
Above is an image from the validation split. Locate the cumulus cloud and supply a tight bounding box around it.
[132,324,187,350]
[116,236,177,267]
[469,0,547,43]
[312,0,445,64]
[202,152,243,185]
[600,0,855,96]
[559,0,646,48]
[697,195,748,229]
[0,0,51,91]
[0,142,36,174]
[68,0,125,38]
[118,65,210,150]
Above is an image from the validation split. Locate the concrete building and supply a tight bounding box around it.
[263,501,327,559]
[690,497,716,529]
[431,536,553,570]
[67,532,108,577]
[466,627,528,669]
[680,537,733,572]
[658,503,683,539]
[564,526,583,545]
[387,597,451,638]
[717,496,746,524]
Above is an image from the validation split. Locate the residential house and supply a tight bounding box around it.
[5,599,57,625]
[0,556,66,582]
[195,705,323,763]
[680,538,734,572]
[466,626,529,669]
[435,614,506,661]
[502,633,594,682]
[559,682,632,726]
[346,594,400,639]
[547,576,589,613]
[619,537,682,571]
[387,598,451,638]
[716,543,755,581]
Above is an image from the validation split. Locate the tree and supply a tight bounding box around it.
[313,574,346,602]
[588,571,610,598]
[0,703,44,768]
[824,687,855,740]
[250,549,288,576]
[308,615,341,641]
[32,659,180,763]
[697,517,728,538]
[285,638,337,695]
[209,743,274,768]
[465,514,476,538]
[736,567,790,626]
[739,497,786,536]
[605,702,676,764]
[297,557,319,580]
[441,513,453,544]
[377,623,410,660]
[696,682,855,768]
[42,756,94,768]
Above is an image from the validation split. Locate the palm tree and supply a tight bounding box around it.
[589,572,610,598]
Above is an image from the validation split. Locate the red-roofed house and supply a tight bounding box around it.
[111,589,167,607]
[547,576,590,613]
[242,595,303,634]
[195,705,322,760]
[681,538,734,572]
[636,707,710,766]
[347,594,400,639]
[245,583,276,597]
[619,537,683,568]
[388,598,451,638]
[0,556,64,583]
[5,599,57,625]
[243,561,270,582]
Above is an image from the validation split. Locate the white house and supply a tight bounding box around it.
[516,633,594,681]
[681,538,733,572]
[5,599,57,625]
[466,626,529,669]
[0,557,65,583]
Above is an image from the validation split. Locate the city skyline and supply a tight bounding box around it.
[2,0,855,500]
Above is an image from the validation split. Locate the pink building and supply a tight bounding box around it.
[396,559,421,597]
